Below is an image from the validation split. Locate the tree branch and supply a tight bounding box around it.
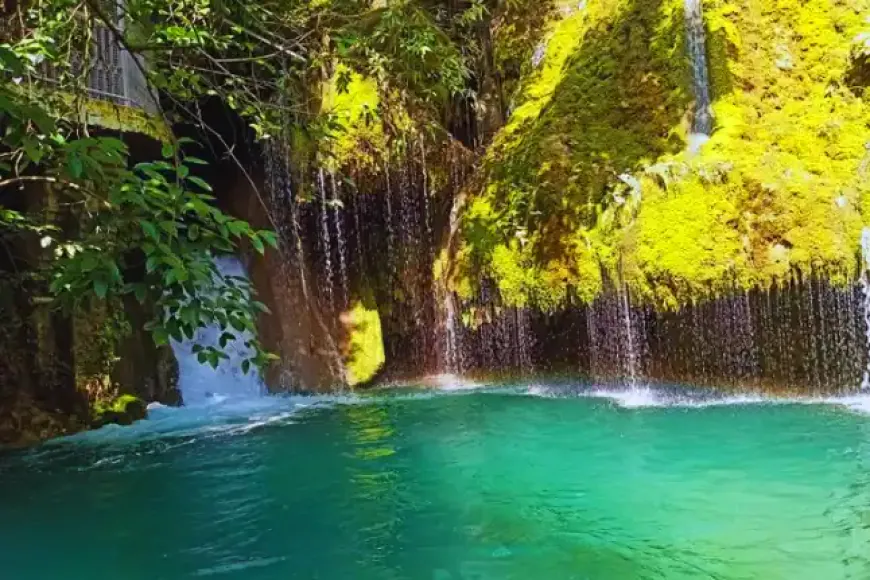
[162,92,280,234]
[0,175,109,205]
[221,17,306,62]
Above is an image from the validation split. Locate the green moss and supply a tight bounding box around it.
[76,96,171,141]
[321,67,387,169]
[92,394,147,427]
[73,298,132,408]
[341,301,386,387]
[451,0,870,311]
[453,0,691,303]
[628,174,747,306]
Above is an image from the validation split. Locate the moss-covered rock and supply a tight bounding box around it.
[92,394,147,428]
[449,0,870,310]
[340,301,386,387]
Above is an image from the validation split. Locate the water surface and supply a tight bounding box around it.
[2,384,870,579]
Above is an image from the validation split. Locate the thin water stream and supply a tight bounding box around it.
[685,0,712,151]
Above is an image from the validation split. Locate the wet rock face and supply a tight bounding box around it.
[0,396,82,448]
[217,169,348,393]
[111,296,182,406]
[0,279,85,447]
[0,283,180,447]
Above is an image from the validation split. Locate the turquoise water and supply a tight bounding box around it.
[2,384,870,579]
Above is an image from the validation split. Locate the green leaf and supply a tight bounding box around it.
[0,46,24,75]
[187,176,212,191]
[161,142,174,159]
[133,283,147,303]
[241,359,251,375]
[141,220,159,240]
[259,230,278,249]
[159,220,177,236]
[251,234,265,255]
[22,138,43,164]
[153,327,169,346]
[227,220,249,236]
[94,279,108,299]
[67,156,83,178]
[145,255,159,273]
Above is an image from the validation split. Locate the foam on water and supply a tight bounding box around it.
[52,395,326,448]
[58,254,332,447]
[523,382,870,414]
[38,369,870,467]
[420,373,480,391]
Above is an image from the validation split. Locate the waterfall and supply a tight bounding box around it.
[861,228,870,391]
[171,256,265,405]
[620,290,638,387]
[317,169,335,311]
[330,172,349,310]
[266,139,310,301]
[585,291,644,388]
[353,184,365,279]
[443,292,461,374]
[384,163,395,273]
[685,0,712,151]
[516,308,534,374]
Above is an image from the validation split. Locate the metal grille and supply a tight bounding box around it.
[89,22,127,104]
[38,3,157,114]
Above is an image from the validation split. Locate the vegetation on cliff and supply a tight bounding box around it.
[449,0,870,310]
[1,0,481,439]
[5,0,869,439]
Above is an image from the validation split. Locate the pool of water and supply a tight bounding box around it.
[2,383,870,579]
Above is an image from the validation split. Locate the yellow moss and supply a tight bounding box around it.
[341,301,385,386]
[321,67,386,168]
[491,243,530,307]
[453,0,870,310]
[496,8,589,147]
[75,96,171,141]
[629,177,746,301]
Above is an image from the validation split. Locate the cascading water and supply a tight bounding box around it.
[443,292,461,374]
[171,256,265,405]
[685,0,713,152]
[620,288,641,389]
[317,168,336,311]
[384,162,395,272]
[330,172,349,310]
[861,227,870,391]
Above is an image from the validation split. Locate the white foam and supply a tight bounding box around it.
[590,387,660,408]
[53,395,334,447]
[687,132,710,154]
[524,384,870,414]
[425,374,481,391]
[828,394,870,414]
